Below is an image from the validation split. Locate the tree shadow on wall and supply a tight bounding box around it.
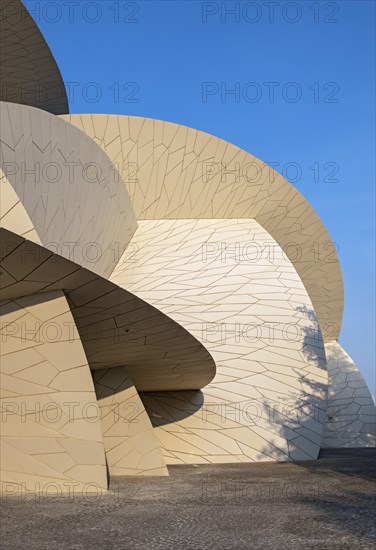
[295,304,326,370]
[139,306,329,446]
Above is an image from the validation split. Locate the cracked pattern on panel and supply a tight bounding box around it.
[0,0,69,114]
[111,219,328,463]
[322,342,376,448]
[0,0,372,491]
[0,167,41,244]
[0,227,215,391]
[0,290,107,492]
[93,367,168,476]
[61,114,344,342]
[0,102,137,279]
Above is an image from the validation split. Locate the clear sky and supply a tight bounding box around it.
[23,0,375,394]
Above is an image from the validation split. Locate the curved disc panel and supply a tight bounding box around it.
[61,114,344,342]
[0,290,107,492]
[1,102,137,279]
[0,0,69,114]
[0,227,216,391]
[322,342,376,448]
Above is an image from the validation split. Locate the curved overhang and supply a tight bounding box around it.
[60,114,344,342]
[0,227,216,391]
[0,0,69,114]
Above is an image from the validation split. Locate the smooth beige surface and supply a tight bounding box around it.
[0,290,107,492]
[115,219,328,463]
[93,368,168,476]
[322,342,376,448]
[0,227,215,390]
[61,114,344,342]
[0,0,69,114]
[0,102,137,279]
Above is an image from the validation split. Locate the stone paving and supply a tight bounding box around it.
[1,449,375,549]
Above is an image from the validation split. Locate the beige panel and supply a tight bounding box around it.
[61,114,344,342]
[93,368,168,476]
[0,168,40,244]
[0,0,69,114]
[0,290,107,493]
[0,227,215,390]
[322,342,376,448]
[0,102,137,279]
[113,219,328,462]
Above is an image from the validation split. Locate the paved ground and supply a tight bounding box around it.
[1,449,375,549]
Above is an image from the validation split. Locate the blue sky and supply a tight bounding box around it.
[24,0,375,394]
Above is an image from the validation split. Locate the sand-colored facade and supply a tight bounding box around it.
[0,0,374,493]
